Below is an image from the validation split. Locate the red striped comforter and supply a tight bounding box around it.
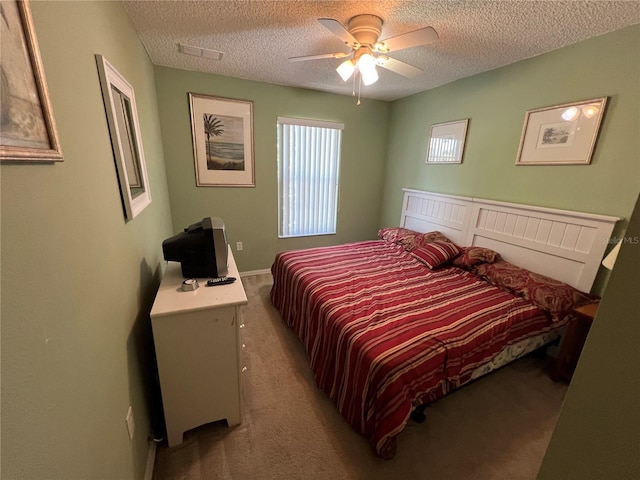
[270,240,555,458]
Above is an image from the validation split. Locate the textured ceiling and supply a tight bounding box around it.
[123,0,640,101]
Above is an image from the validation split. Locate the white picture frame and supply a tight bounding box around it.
[426,119,469,164]
[516,97,607,165]
[96,54,152,221]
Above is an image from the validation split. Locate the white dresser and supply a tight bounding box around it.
[150,247,247,447]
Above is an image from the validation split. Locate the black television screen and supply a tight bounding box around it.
[162,217,229,278]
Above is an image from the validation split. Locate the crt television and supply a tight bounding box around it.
[162,217,229,278]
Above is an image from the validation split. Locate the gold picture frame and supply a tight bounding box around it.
[516,97,607,165]
[188,93,255,187]
[0,0,62,162]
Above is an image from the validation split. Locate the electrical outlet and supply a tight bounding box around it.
[125,406,135,440]
[236,241,243,251]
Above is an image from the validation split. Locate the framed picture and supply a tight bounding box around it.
[189,93,255,187]
[426,119,469,164]
[516,97,607,165]
[96,55,152,221]
[0,0,62,162]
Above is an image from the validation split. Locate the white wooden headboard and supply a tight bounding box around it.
[400,188,620,292]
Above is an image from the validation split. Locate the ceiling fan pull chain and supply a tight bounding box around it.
[352,69,357,97]
[356,72,362,106]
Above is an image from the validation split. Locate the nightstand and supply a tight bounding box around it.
[550,302,599,382]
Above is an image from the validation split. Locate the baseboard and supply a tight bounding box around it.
[239,268,271,277]
[144,440,157,480]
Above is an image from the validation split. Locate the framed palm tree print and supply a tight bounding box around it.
[188,93,254,187]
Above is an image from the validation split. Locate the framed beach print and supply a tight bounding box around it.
[0,0,63,162]
[189,93,255,187]
[516,97,607,165]
[426,119,469,164]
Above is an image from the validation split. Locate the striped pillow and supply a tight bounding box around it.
[411,241,462,269]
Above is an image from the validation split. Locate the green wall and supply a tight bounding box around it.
[538,195,640,479]
[1,2,173,479]
[377,27,640,475]
[1,2,638,478]
[154,67,390,272]
[380,25,640,285]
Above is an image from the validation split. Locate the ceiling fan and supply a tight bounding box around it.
[289,14,439,87]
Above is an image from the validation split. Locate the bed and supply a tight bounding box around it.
[270,189,619,459]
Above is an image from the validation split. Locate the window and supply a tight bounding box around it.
[277,117,343,238]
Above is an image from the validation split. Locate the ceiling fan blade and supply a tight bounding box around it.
[318,18,360,48]
[376,56,423,78]
[375,26,439,53]
[289,52,350,62]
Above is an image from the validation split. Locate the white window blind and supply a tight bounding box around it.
[277,117,344,238]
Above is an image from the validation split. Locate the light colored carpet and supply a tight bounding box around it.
[153,273,567,480]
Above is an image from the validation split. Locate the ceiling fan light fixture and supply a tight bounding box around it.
[336,59,356,81]
[357,53,379,85]
[293,15,439,96]
[360,65,379,86]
